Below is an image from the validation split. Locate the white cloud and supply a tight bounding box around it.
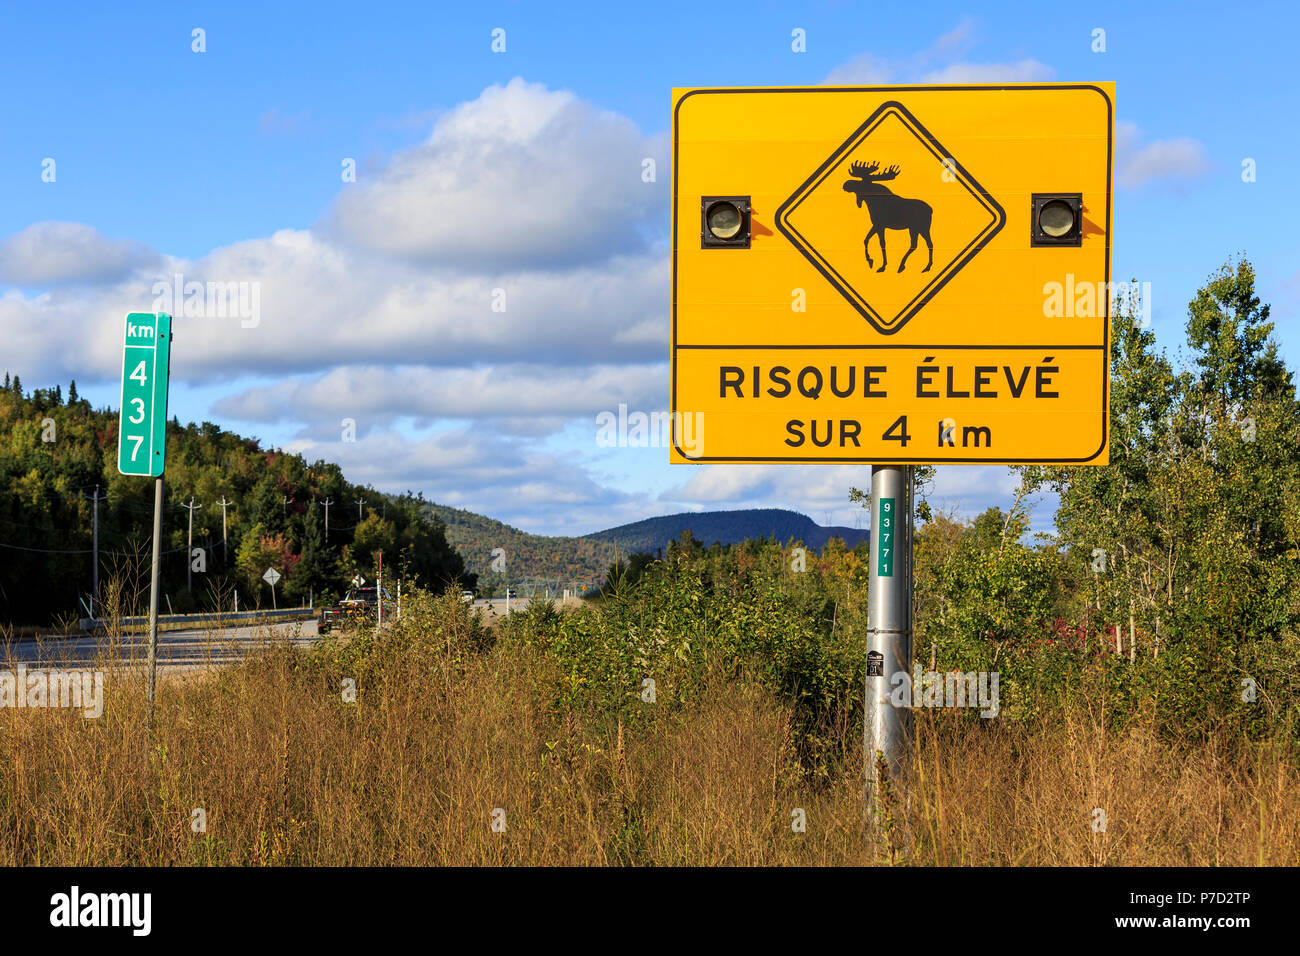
[0,233,666,389]
[661,464,777,504]
[825,17,1053,86]
[1116,120,1211,188]
[281,424,636,529]
[0,78,663,389]
[0,79,682,536]
[918,59,1054,83]
[325,77,667,270]
[0,76,1038,539]
[0,222,160,286]
[212,362,668,432]
[923,17,978,63]
[826,54,895,85]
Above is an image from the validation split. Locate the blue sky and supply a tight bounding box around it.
[1,1,1296,536]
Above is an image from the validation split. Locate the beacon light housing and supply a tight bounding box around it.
[1030,193,1083,246]
[701,196,751,248]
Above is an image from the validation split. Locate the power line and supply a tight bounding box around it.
[0,540,189,557]
[0,515,90,532]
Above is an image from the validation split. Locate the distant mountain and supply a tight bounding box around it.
[585,508,868,554]
[426,503,614,595]
[426,504,867,594]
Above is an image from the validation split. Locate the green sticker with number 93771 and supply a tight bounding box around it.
[877,497,895,577]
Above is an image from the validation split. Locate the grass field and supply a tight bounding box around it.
[2,588,1296,866]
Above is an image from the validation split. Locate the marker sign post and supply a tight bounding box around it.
[671,84,1114,828]
[117,312,172,730]
[263,567,281,610]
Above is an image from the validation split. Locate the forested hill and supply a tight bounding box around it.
[589,509,867,554]
[0,373,864,622]
[426,503,866,594]
[427,503,615,595]
[0,375,470,624]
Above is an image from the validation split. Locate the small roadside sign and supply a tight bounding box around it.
[117,312,172,476]
[263,566,281,611]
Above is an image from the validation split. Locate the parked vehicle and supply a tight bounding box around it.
[319,586,393,633]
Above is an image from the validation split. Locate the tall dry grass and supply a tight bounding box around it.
[0,618,1296,866]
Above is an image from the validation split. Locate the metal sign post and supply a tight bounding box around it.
[865,465,913,831]
[263,567,281,610]
[146,474,163,731]
[117,312,172,734]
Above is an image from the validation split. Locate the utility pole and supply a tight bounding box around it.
[283,494,292,516]
[865,465,914,838]
[84,485,107,617]
[323,497,332,543]
[358,499,364,522]
[217,496,233,562]
[181,496,201,593]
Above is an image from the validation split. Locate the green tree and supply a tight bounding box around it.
[0,388,466,623]
[927,502,1059,664]
[352,513,396,575]
[287,502,331,601]
[1021,259,1300,666]
[1185,259,1290,406]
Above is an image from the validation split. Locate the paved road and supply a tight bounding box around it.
[472,597,531,616]
[1,618,320,673]
[3,597,553,673]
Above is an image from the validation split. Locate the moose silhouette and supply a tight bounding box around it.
[842,160,933,274]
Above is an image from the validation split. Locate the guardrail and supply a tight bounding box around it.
[79,608,316,633]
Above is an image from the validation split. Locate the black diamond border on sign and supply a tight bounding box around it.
[774,100,1006,336]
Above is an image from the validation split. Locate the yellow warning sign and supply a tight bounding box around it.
[671,84,1113,465]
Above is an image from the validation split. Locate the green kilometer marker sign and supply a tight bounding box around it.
[877,497,895,577]
[117,312,172,477]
